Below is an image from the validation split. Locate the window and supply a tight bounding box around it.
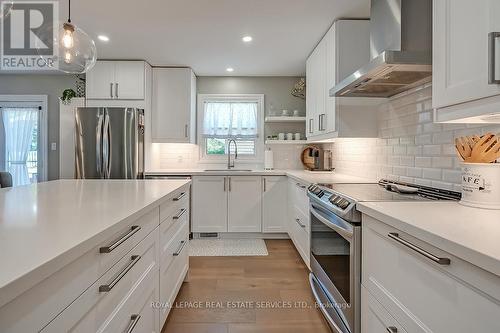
[0,96,48,186]
[198,94,264,162]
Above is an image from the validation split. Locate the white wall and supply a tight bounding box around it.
[150,76,307,171]
[329,85,500,191]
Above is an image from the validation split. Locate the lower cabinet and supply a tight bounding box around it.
[361,286,407,333]
[193,175,281,234]
[362,214,500,333]
[42,227,161,332]
[287,178,310,268]
[262,176,288,233]
[227,176,262,232]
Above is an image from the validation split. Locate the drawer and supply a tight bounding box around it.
[160,212,189,273]
[290,206,310,268]
[290,179,309,217]
[0,207,159,333]
[160,186,189,224]
[42,227,160,332]
[160,198,189,233]
[361,286,407,333]
[159,224,189,326]
[362,216,500,333]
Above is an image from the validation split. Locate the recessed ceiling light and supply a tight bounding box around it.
[98,35,110,42]
[242,36,253,43]
[226,67,234,72]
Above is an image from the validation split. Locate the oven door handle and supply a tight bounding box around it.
[309,273,346,333]
[310,205,353,240]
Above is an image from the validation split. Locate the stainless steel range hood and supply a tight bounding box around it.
[330,0,432,98]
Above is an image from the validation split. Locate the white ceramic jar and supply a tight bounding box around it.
[460,163,500,209]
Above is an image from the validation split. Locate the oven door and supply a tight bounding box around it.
[309,202,360,333]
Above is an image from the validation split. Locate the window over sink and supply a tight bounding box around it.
[198,94,264,162]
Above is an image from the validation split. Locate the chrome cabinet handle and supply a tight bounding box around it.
[295,218,306,228]
[223,177,227,192]
[99,225,141,253]
[489,32,500,84]
[228,177,232,192]
[184,124,188,138]
[99,255,141,292]
[173,208,187,220]
[387,327,398,333]
[115,82,119,98]
[263,178,267,192]
[110,83,113,98]
[296,182,306,189]
[308,118,313,133]
[388,233,450,265]
[125,314,141,333]
[173,240,187,256]
[173,192,187,201]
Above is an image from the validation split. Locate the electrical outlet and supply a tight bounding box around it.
[51,142,57,151]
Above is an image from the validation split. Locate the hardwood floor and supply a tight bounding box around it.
[162,239,331,333]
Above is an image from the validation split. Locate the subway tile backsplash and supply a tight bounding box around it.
[329,85,500,191]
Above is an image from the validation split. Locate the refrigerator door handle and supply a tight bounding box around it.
[96,113,104,178]
[102,112,112,179]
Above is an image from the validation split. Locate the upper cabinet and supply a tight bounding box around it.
[306,20,379,140]
[86,61,146,100]
[151,68,196,143]
[433,0,500,122]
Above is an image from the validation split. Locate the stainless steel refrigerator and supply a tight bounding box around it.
[75,107,145,179]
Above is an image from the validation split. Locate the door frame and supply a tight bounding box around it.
[0,94,49,182]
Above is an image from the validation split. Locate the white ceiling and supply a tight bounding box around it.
[65,0,370,76]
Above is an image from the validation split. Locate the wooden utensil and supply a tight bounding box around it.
[455,137,472,161]
[467,133,500,163]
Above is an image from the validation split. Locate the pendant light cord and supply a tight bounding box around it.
[68,0,71,23]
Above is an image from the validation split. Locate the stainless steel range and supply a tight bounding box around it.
[307,180,460,333]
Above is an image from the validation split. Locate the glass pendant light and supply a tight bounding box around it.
[36,0,97,74]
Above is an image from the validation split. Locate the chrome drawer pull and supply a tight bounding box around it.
[99,225,141,253]
[173,208,187,220]
[173,240,187,256]
[388,233,450,265]
[125,314,141,333]
[387,327,397,333]
[295,218,306,228]
[173,192,186,201]
[99,255,141,292]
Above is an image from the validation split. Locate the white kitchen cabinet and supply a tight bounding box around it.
[86,60,146,100]
[192,176,228,233]
[228,176,262,232]
[306,20,378,140]
[362,215,500,333]
[262,176,287,233]
[433,0,500,122]
[287,178,310,268]
[361,286,407,333]
[152,68,196,143]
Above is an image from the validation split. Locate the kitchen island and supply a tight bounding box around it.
[0,179,191,333]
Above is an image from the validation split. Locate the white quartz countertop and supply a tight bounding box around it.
[358,201,500,277]
[146,169,374,185]
[0,179,190,307]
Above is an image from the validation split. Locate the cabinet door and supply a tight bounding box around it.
[324,24,337,135]
[361,286,407,333]
[262,176,287,233]
[433,0,500,109]
[306,55,316,137]
[114,61,145,100]
[85,61,115,99]
[152,68,193,143]
[192,176,227,232]
[314,38,327,134]
[227,176,262,232]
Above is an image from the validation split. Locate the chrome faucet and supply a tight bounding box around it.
[227,139,238,169]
